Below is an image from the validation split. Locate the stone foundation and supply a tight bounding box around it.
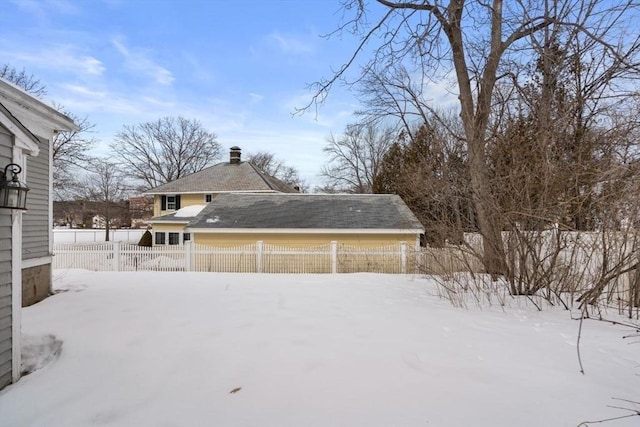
[22,263,52,307]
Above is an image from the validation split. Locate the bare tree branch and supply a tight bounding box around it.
[111,116,221,190]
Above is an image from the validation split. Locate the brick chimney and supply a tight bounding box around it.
[229,146,241,164]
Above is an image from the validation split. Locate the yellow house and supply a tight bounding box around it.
[145,146,298,244]
[146,146,423,248]
[148,192,424,249]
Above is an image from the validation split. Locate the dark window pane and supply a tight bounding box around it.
[167,196,176,210]
[168,232,180,245]
[155,232,165,245]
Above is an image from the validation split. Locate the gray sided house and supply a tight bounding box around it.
[0,78,76,389]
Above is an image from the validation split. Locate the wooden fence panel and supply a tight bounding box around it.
[337,244,402,274]
[54,241,485,275]
[262,244,332,274]
[120,244,185,272]
[192,244,257,273]
[53,243,114,271]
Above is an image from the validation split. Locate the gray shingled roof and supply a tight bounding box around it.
[183,193,424,230]
[145,161,297,194]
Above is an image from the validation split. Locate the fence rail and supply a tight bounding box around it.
[53,229,145,244]
[52,241,474,274]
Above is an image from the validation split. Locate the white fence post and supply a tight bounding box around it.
[331,241,337,274]
[256,241,263,273]
[185,241,192,272]
[113,241,120,271]
[400,241,407,274]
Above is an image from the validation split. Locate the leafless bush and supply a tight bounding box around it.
[416,227,639,318]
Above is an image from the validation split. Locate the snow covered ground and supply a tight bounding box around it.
[1,270,638,427]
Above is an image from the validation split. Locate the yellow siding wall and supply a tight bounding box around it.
[154,193,208,216]
[151,223,187,233]
[194,232,419,248]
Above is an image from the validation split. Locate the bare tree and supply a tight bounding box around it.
[355,63,439,140]
[245,150,308,191]
[320,122,396,193]
[82,160,130,241]
[111,116,222,190]
[51,107,97,200]
[0,64,47,98]
[1,65,98,199]
[306,0,640,276]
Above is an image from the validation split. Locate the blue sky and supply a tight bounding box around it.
[0,0,372,188]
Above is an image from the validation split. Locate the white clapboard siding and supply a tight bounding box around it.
[0,131,14,389]
[23,140,49,260]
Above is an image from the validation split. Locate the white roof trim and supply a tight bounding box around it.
[0,78,78,133]
[0,105,40,155]
[147,219,191,224]
[186,228,424,234]
[145,190,280,195]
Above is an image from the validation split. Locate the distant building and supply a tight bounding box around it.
[53,200,134,229]
[129,195,154,228]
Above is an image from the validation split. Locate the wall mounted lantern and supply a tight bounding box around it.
[0,163,30,210]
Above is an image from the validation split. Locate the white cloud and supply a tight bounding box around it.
[111,35,174,86]
[140,96,175,109]
[80,56,106,75]
[249,93,264,105]
[111,37,129,56]
[44,0,80,14]
[9,0,79,18]
[423,78,459,108]
[58,83,107,99]
[268,31,314,55]
[183,52,216,83]
[284,90,357,129]
[6,45,105,78]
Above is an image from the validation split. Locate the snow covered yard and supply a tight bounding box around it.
[1,271,637,427]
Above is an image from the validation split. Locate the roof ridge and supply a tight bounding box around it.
[246,162,297,193]
[247,162,269,187]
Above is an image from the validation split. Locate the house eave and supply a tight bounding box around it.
[0,79,78,134]
[147,219,192,224]
[186,228,424,234]
[0,102,40,155]
[144,189,279,196]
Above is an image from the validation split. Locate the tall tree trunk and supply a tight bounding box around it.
[105,205,110,242]
[467,138,506,277]
[447,0,507,276]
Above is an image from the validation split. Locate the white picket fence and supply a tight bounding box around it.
[53,229,145,244]
[52,241,468,274]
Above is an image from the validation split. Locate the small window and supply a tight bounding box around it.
[167,196,176,210]
[183,233,191,242]
[205,194,213,203]
[155,232,166,245]
[168,232,180,245]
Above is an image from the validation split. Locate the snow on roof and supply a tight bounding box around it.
[174,204,206,218]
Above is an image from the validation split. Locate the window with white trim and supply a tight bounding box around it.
[168,232,180,245]
[167,196,177,210]
[155,232,166,245]
[161,195,181,211]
